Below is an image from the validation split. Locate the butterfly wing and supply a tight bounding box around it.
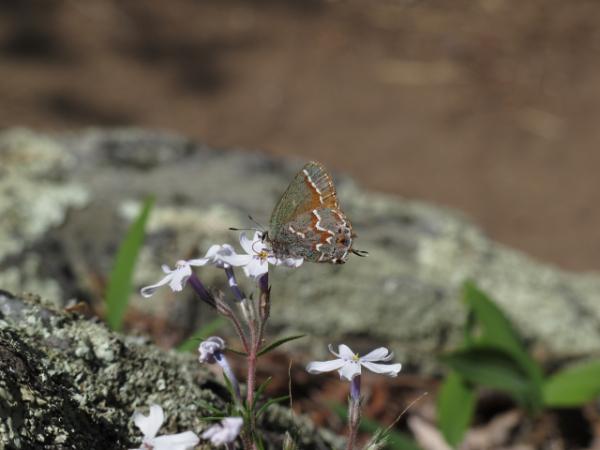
[269,162,353,263]
[270,161,338,227]
[276,207,354,263]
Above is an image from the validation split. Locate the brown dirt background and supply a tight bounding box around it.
[1,0,600,271]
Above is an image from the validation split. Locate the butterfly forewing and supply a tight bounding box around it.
[269,161,354,263]
[269,161,337,228]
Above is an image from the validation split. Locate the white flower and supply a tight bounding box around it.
[131,404,199,450]
[201,417,243,446]
[198,336,226,364]
[306,344,402,381]
[221,231,303,279]
[140,244,237,298]
[140,260,193,298]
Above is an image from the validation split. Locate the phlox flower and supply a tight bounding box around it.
[140,244,237,298]
[306,344,402,382]
[221,231,303,279]
[131,404,199,450]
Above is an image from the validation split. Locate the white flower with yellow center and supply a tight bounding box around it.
[221,231,303,279]
[306,344,402,381]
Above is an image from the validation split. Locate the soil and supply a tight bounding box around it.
[1,0,600,272]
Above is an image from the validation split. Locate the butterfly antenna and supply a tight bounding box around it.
[228,216,264,232]
[351,249,369,257]
[247,215,266,232]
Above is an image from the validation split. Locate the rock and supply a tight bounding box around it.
[1,128,600,370]
[0,290,341,449]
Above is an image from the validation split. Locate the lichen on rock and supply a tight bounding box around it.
[0,290,341,449]
[0,130,89,300]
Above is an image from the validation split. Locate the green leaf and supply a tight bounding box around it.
[254,377,273,405]
[543,359,600,407]
[331,403,422,450]
[105,197,154,331]
[176,317,227,352]
[438,372,476,446]
[257,334,305,357]
[441,346,540,411]
[226,347,248,357]
[196,400,224,416]
[256,395,290,418]
[462,281,544,401]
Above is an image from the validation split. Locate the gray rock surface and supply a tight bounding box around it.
[1,128,600,370]
[0,290,341,449]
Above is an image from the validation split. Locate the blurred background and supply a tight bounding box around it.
[2,0,600,272]
[4,1,600,448]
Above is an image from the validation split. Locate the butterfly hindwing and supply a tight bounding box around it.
[270,207,353,263]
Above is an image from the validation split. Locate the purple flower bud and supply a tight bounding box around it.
[198,336,226,364]
[188,273,216,308]
[225,267,246,302]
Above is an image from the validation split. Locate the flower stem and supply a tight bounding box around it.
[243,293,263,450]
[346,376,362,450]
[246,316,258,412]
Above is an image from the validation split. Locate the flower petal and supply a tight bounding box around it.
[201,424,220,439]
[219,254,252,267]
[222,417,243,430]
[239,231,255,255]
[306,358,346,374]
[168,264,192,292]
[153,432,200,450]
[360,347,393,363]
[140,274,173,298]
[220,244,237,255]
[187,257,211,266]
[268,256,304,268]
[201,417,243,445]
[205,244,225,259]
[285,257,304,268]
[198,336,226,364]
[338,361,361,381]
[133,404,164,439]
[336,344,355,360]
[361,361,402,377]
[242,258,268,279]
[214,244,238,268]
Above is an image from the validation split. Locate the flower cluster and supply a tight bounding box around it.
[137,223,404,450]
[141,231,302,298]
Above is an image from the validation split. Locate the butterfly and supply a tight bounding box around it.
[266,161,366,264]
